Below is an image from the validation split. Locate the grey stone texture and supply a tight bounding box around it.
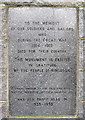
[0,6,7,39]
[0,0,85,119]
[0,103,7,120]
[0,0,84,6]
[83,72,85,100]
[79,7,85,38]
[7,7,77,116]
[79,40,85,69]
[83,40,85,69]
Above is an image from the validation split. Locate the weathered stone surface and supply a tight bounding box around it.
[79,40,85,69]
[79,8,85,38]
[0,0,85,119]
[8,7,77,116]
[0,0,84,6]
[0,103,7,120]
[0,6,6,39]
[79,8,84,38]
[0,39,7,69]
[7,118,84,120]
[0,38,7,101]
[79,72,83,101]
[83,72,85,100]
[83,40,85,69]
[83,102,85,118]
[0,69,7,101]
[79,40,83,69]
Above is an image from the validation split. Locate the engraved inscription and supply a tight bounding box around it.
[8,7,77,116]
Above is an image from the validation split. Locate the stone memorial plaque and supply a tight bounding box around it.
[8,7,77,117]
